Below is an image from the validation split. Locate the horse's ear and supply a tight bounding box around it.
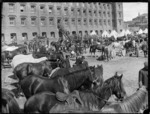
[120,74,123,79]
[115,72,118,76]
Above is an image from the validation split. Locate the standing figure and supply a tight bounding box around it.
[135,41,140,57]
[139,61,148,90]
[65,55,71,68]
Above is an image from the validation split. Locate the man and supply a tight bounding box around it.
[141,38,148,58]
[65,55,71,68]
[135,40,140,57]
[81,56,88,67]
[138,61,148,90]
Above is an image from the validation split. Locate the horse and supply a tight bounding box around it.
[20,76,69,99]
[13,60,53,80]
[101,86,148,113]
[2,88,22,113]
[20,67,94,99]
[91,65,104,89]
[24,72,126,113]
[103,43,115,61]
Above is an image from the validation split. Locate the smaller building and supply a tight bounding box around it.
[124,13,148,32]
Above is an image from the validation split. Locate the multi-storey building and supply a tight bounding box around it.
[2,2,124,44]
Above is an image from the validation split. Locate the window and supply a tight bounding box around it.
[31,17,36,26]
[89,10,92,16]
[78,18,81,25]
[9,3,15,12]
[31,5,36,13]
[64,8,68,15]
[42,32,47,37]
[40,17,46,26]
[103,12,106,17]
[72,18,75,25]
[40,5,45,13]
[9,17,15,26]
[64,18,69,25]
[103,4,106,9]
[99,11,101,17]
[83,19,87,25]
[77,9,81,16]
[32,32,37,37]
[99,19,102,25]
[50,32,55,38]
[20,4,26,12]
[22,33,28,40]
[10,33,17,43]
[104,20,106,25]
[89,19,92,25]
[108,12,110,17]
[107,4,110,9]
[94,19,97,25]
[71,8,74,15]
[119,12,121,17]
[99,3,101,9]
[49,17,54,25]
[118,4,121,9]
[83,9,86,16]
[119,20,122,25]
[57,7,61,15]
[21,17,26,26]
[94,11,97,16]
[49,6,53,14]
[2,34,5,42]
[108,20,110,26]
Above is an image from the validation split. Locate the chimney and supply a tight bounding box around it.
[138,12,140,16]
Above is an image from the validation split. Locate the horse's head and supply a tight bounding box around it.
[111,72,126,100]
[93,65,104,87]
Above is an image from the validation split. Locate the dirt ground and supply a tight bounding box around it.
[1,48,148,109]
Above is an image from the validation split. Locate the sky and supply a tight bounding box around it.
[123,3,148,22]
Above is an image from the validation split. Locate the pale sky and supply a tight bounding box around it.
[123,3,148,21]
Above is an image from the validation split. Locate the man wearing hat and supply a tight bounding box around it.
[138,61,148,90]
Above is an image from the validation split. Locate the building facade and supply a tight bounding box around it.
[2,2,124,44]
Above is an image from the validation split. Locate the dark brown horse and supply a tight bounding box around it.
[20,76,69,99]
[2,88,22,113]
[13,60,53,80]
[24,72,126,113]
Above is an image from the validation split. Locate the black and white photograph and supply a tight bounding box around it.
[1,2,148,113]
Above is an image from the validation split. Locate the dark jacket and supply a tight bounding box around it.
[65,58,71,68]
[82,61,88,67]
[139,67,148,89]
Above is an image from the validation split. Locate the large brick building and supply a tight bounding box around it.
[2,2,124,44]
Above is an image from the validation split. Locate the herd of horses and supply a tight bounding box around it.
[1,34,148,113]
[2,58,148,113]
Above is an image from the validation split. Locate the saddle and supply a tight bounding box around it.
[56,90,83,106]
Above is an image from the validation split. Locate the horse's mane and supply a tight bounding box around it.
[64,66,90,77]
[69,64,87,72]
[116,87,147,113]
[78,91,102,110]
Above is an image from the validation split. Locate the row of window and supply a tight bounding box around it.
[8,16,114,26]
[8,3,112,18]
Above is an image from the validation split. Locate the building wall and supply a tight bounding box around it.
[2,2,124,44]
